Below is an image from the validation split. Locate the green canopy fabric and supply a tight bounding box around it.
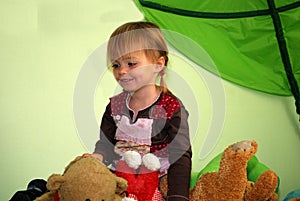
[133,0,300,116]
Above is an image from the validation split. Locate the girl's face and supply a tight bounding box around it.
[111,51,164,93]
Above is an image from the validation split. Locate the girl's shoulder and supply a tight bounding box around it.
[153,91,182,119]
[159,90,184,107]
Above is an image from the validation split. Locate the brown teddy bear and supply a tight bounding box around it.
[34,156,128,201]
[160,140,279,201]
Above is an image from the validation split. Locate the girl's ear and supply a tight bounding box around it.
[155,56,166,72]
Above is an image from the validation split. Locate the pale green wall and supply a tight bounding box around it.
[1,0,299,200]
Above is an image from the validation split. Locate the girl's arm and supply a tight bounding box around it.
[94,103,118,165]
[166,106,192,201]
[91,153,104,162]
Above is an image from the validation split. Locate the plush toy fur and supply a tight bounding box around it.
[160,140,279,201]
[34,156,128,201]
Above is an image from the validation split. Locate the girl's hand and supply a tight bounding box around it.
[91,153,104,162]
[81,153,103,162]
[82,153,92,157]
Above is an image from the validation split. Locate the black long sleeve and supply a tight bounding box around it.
[166,106,192,200]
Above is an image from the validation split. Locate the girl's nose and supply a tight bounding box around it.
[118,65,129,75]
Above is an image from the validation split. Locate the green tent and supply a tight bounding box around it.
[133,0,300,118]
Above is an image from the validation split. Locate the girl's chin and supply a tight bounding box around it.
[124,89,135,93]
[123,86,144,94]
[121,87,136,93]
[121,84,155,94]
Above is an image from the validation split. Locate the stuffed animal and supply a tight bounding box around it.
[34,156,128,201]
[115,151,162,201]
[283,189,300,201]
[160,140,279,201]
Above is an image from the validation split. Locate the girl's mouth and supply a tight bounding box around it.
[119,78,134,83]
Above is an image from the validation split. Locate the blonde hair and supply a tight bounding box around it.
[107,21,169,67]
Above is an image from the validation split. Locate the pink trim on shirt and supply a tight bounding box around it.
[115,116,153,145]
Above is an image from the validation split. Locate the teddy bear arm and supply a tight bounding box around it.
[115,176,128,195]
[244,170,278,201]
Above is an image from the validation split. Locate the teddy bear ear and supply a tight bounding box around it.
[115,177,128,194]
[46,174,65,191]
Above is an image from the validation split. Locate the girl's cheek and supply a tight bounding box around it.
[113,71,119,79]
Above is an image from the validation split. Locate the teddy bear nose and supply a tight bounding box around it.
[85,199,90,201]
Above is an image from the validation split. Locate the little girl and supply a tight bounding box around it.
[92,21,192,201]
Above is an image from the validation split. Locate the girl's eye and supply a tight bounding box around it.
[111,63,120,69]
[128,62,137,67]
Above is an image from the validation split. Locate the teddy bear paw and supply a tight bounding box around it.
[123,151,142,170]
[142,153,160,171]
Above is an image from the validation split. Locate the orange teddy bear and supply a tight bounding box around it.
[160,140,279,201]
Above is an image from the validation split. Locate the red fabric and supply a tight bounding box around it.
[154,94,180,119]
[129,188,165,201]
[110,92,180,120]
[152,188,165,201]
[150,143,168,155]
[82,153,92,157]
[54,191,59,201]
[115,160,159,201]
